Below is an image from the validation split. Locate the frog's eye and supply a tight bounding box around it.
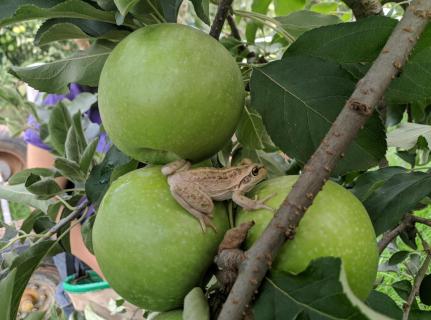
[252,167,259,176]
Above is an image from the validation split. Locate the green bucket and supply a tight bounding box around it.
[63,271,110,293]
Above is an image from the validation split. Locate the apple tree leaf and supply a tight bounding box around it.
[250,55,386,175]
[113,0,139,16]
[245,0,272,43]
[183,287,210,320]
[275,10,341,39]
[388,251,410,266]
[364,171,431,235]
[351,167,406,202]
[387,122,431,150]
[0,0,62,20]
[0,269,16,320]
[273,0,305,16]
[253,257,390,319]
[48,103,72,155]
[10,41,113,94]
[54,157,86,182]
[365,291,402,319]
[80,138,99,174]
[190,0,210,25]
[0,0,124,28]
[0,184,52,213]
[419,274,431,306]
[24,174,62,199]
[236,106,274,151]
[8,168,55,186]
[159,0,183,22]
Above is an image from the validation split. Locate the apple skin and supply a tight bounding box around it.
[236,175,378,300]
[92,166,229,311]
[98,23,245,164]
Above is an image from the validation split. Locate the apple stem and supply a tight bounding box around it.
[217,1,431,319]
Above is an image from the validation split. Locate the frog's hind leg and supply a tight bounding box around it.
[170,183,216,232]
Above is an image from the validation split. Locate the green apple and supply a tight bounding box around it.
[98,23,245,164]
[92,166,229,311]
[236,175,378,300]
[153,310,182,320]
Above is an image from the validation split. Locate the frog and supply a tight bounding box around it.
[161,159,275,232]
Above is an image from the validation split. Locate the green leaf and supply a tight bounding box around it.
[80,138,99,174]
[65,126,80,163]
[253,257,390,319]
[365,291,402,319]
[183,287,210,320]
[24,174,62,199]
[0,0,62,20]
[386,25,431,104]
[113,0,139,16]
[0,269,16,320]
[109,159,139,184]
[275,10,341,39]
[35,18,128,46]
[310,2,338,14]
[0,184,52,213]
[274,0,305,16]
[20,210,45,234]
[364,172,431,235]
[159,0,182,22]
[250,56,386,175]
[388,251,410,265]
[392,280,412,302]
[85,145,131,206]
[7,241,60,320]
[388,123,431,150]
[236,106,273,150]
[419,274,431,306]
[48,103,72,155]
[8,168,55,186]
[55,157,86,182]
[190,0,209,24]
[351,167,406,202]
[24,312,46,320]
[0,0,120,28]
[81,214,96,254]
[10,41,113,94]
[286,16,396,64]
[245,0,272,43]
[66,92,98,115]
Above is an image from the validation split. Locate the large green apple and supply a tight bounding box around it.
[236,175,378,300]
[92,166,229,311]
[98,23,245,164]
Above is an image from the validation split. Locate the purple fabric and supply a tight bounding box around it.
[42,83,82,106]
[23,114,51,150]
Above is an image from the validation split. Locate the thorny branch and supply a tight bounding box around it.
[210,0,235,40]
[342,0,382,19]
[402,235,431,320]
[217,1,431,319]
[378,214,431,254]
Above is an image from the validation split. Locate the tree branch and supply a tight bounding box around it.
[402,235,431,320]
[210,0,235,40]
[218,1,431,319]
[342,0,382,19]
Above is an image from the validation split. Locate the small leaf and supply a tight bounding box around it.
[35,22,88,45]
[253,257,390,319]
[388,122,431,150]
[80,138,99,174]
[85,145,131,206]
[0,0,120,28]
[183,287,210,320]
[48,103,72,155]
[55,157,86,182]
[0,184,52,213]
[245,0,272,43]
[236,106,274,151]
[419,274,431,306]
[274,0,305,16]
[364,172,431,235]
[190,0,210,24]
[65,126,80,162]
[8,168,55,186]
[24,174,62,199]
[20,210,45,234]
[388,251,410,266]
[0,268,16,320]
[72,112,87,151]
[66,92,98,115]
[24,311,46,320]
[114,0,139,16]
[10,41,113,93]
[109,159,139,184]
[392,280,412,302]
[81,214,96,254]
[159,0,183,22]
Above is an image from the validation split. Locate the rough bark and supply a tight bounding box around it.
[342,0,382,19]
[217,1,431,319]
[210,0,235,40]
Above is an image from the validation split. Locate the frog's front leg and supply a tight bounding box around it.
[232,191,276,212]
[170,183,216,232]
[161,159,191,176]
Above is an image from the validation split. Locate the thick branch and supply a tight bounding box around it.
[218,1,431,319]
[403,236,431,320]
[210,0,234,40]
[342,0,382,19]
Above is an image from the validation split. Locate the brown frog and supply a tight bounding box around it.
[161,159,275,231]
